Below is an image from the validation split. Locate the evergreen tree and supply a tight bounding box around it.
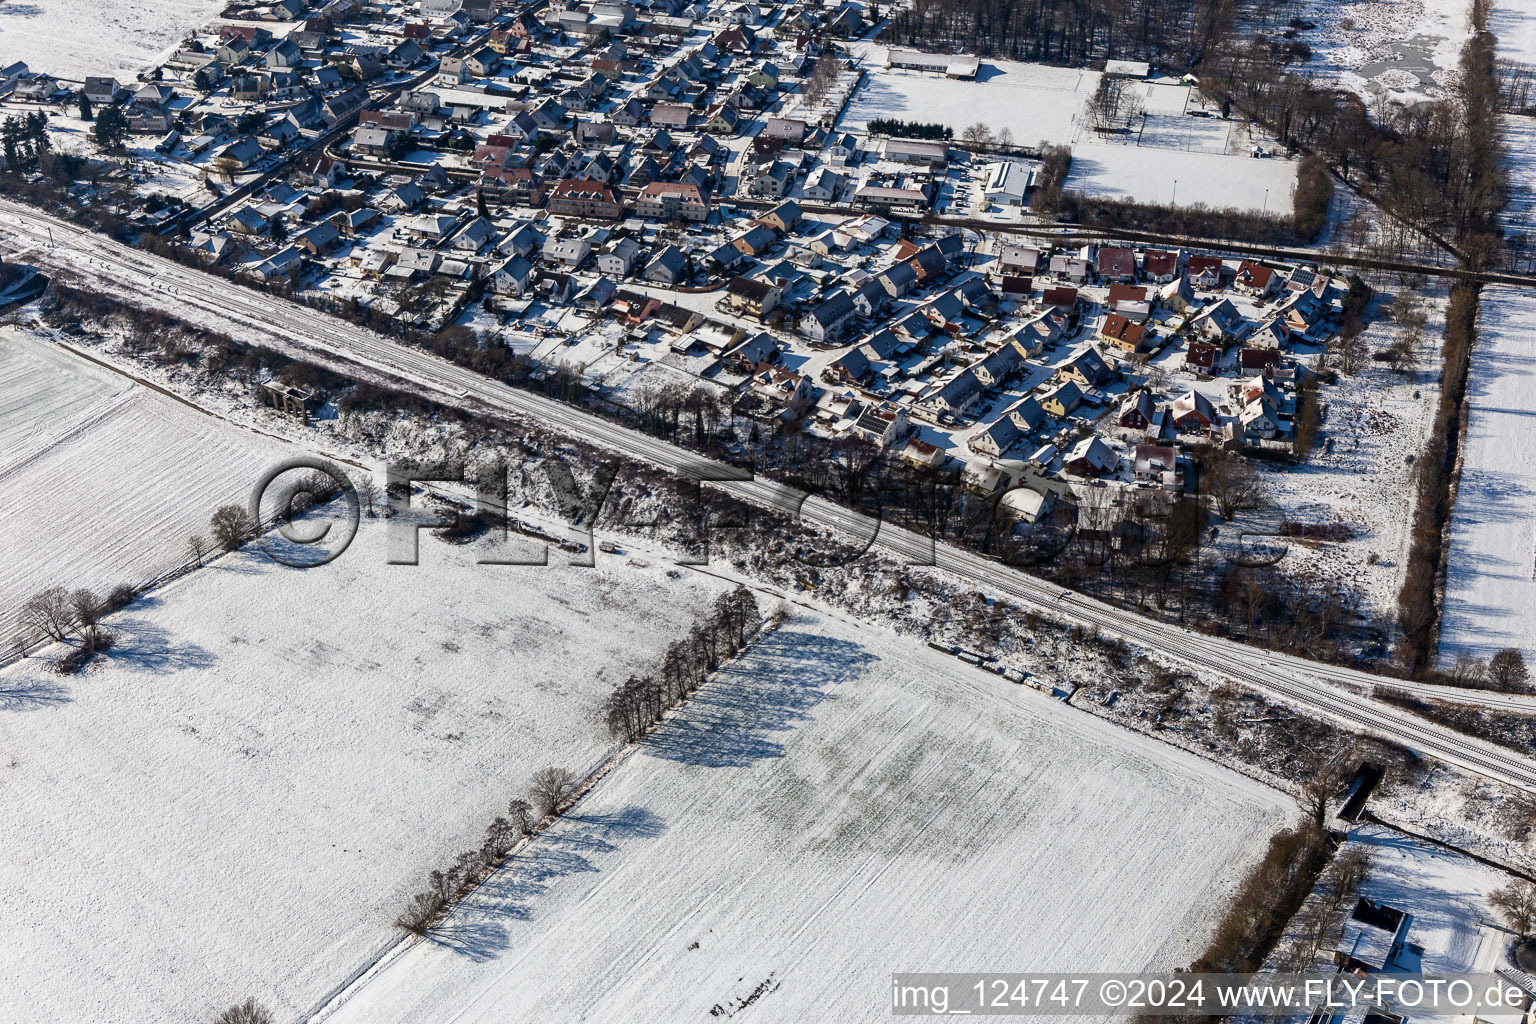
[78,93,94,122]
[92,106,128,150]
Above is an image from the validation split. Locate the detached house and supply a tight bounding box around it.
[724,276,782,320]
[1234,261,1282,297]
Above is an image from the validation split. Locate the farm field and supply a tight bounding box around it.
[0,326,294,644]
[1440,286,1536,662]
[0,516,725,1023]
[0,0,227,81]
[318,614,1292,1024]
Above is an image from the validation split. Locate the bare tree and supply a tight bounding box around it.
[1488,649,1531,693]
[1203,449,1270,520]
[1299,742,1356,827]
[484,816,518,860]
[71,590,103,647]
[22,587,73,642]
[1447,653,1487,687]
[354,475,378,518]
[1491,880,1536,939]
[960,122,995,148]
[507,798,533,835]
[210,505,255,552]
[530,766,577,818]
[189,534,209,567]
[217,999,275,1024]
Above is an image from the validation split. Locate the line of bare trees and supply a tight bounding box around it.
[603,586,765,744]
[12,584,134,673]
[1395,284,1479,676]
[396,767,577,935]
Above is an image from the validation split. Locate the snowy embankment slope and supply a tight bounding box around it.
[0,0,227,81]
[0,327,294,643]
[320,613,1293,1024]
[0,519,725,1024]
[1440,287,1536,662]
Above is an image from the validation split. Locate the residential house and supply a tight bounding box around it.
[970,415,1022,457]
[724,276,782,319]
[760,200,802,233]
[546,179,622,220]
[1056,346,1113,388]
[1234,261,1281,297]
[1170,390,1217,433]
[851,404,910,448]
[731,224,778,257]
[805,289,856,342]
[1097,246,1136,283]
[998,244,1041,275]
[542,236,593,269]
[1063,436,1118,477]
[801,166,845,202]
[927,369,985,418]
[1191,298,1247,341]
[1099,312,1151,353]
[1142,249,1181,283]
[635,181,710,222]
[81,77,121,105]
[1038,380,1083,417]
[1187,255,1225,290]
[597,237,641,277]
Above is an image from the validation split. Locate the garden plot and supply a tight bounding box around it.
[0,0,230,81]
[1229,287,1445,621]
[0,515,725,1024]
[1440,286,1536,663]
[0,327,294,643]
[319,613,1292,1024]
[1063,143,1298,212]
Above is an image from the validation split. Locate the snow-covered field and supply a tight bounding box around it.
[0,515,725,1023]
[1063,142,1298,213]
[1441,286,1536,662]
[842,55,1101,149]
[1276,0,1473,105]
[1492,0,1536,69]
[1502,116,1536,241]
[0,0,225,81]
[0,327,293,643]
[318,613,1292,1024]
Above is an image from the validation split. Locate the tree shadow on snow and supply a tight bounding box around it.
[0,677,71,711]
[642,629,877,768]
[105,618,217,673]
[428,805,667,961]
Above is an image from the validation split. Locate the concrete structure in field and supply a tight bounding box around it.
[258,381,320,423]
